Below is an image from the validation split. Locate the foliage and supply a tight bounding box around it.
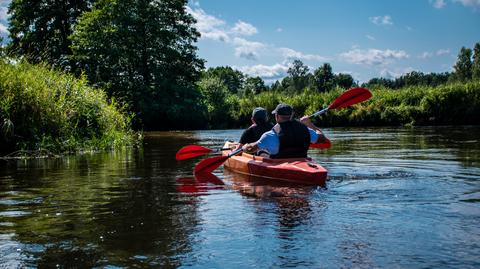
[362,71,451,89]
[473,42,480,80]
[70,0,205,130]
[228,81,480,128]
[453,46,473,82]
[7,0,92,68]
[197,76,235,128]
[0,60,135,154]
[203,66,244,94]
[287,60,310,91]
[312,63,335,92]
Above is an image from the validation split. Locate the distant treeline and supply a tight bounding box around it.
[1,0,480,132]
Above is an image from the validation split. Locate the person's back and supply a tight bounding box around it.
[239,122,273,144]
[238,107,272,145]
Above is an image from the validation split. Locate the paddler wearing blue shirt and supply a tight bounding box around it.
[241,103,327,159]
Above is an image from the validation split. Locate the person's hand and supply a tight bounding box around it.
[300,116,313,127]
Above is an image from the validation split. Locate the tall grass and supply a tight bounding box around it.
[231,82,480,127]
[0,59,135,154]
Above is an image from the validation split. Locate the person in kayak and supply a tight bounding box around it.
[241,103,327,158]
[235,107,273,150]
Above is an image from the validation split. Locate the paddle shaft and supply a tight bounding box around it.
[308,108,329,118]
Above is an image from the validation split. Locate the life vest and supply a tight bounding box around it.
[270,120,310,159]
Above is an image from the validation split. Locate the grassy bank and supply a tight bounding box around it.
[226,81,480,127]
[0,59,136,155]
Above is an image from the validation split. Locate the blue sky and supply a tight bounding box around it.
[187,0,480,83]
[1,0,479,83]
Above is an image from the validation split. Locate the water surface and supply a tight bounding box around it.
[1,126,479,268]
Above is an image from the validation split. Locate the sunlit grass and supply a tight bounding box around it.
[0,58,136,154]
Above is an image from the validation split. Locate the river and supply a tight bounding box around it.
[1,126,479,268]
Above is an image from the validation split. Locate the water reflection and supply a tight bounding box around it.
[0,127,479,268]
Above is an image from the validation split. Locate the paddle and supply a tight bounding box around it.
[194,87,371,173]
[194,148,242,174]
[176,145,230,161]
[177,140,331,161]
[309,87,372,118]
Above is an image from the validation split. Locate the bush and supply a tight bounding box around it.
[229,81,480,127]
[0,59,135,154]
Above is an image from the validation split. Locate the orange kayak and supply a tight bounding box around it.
[222,142,328,185]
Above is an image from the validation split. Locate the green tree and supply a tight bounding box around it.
[287,59,309,91]
[197,77,231,127]
[203,66,244,94]
[242,76,266,95]
[335,73,354,89]
[453,46,472,81]
[70,0,205,130]
[473,42,480,80]
[312,63,335,92]
[7,0,92,68]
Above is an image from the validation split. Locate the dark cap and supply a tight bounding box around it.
[271,103,293,116]
[252,107,268,122]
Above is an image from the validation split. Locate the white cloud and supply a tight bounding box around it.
[233,37,266,60]
[366,35,376,41]
[278,47,329,62]
[380,67,416,79]
[454,0,480,8]
[186,6,229,42]
[419,51,434,59]
[276,28,283,32]
[431,0,447,8]
[369,15,393,26]
[340,48,409,66]
[231,20,257,36]
[436,48,450,55]
[237,63,289,80]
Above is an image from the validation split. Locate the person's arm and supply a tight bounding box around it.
[242,130,279,155]
[241,141,259,153]
[300,116,328,144]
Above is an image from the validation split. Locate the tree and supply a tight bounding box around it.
[335,73,354,89]
[473,42,480,80]
[453,46,472,81]
[312,63,335,92]
[242,76,266,95]
[287,59,309,91]
[7,0,92,68]
[70,0,205,130]
[203,66,244,94]
[197,77,231,127]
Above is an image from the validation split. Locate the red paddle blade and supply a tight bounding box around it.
[176,145,212,160]
[194,155,229,174]
[310,138,332,149]
[328,87,372,110]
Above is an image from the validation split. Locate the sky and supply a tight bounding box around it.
[1,0,479,83]
[186,0,480,83]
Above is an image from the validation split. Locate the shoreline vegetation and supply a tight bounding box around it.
[0,60,136,157]
[0,0,479,155]
[227,80,480,128]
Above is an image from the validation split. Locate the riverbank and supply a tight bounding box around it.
[0,60,136,155]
